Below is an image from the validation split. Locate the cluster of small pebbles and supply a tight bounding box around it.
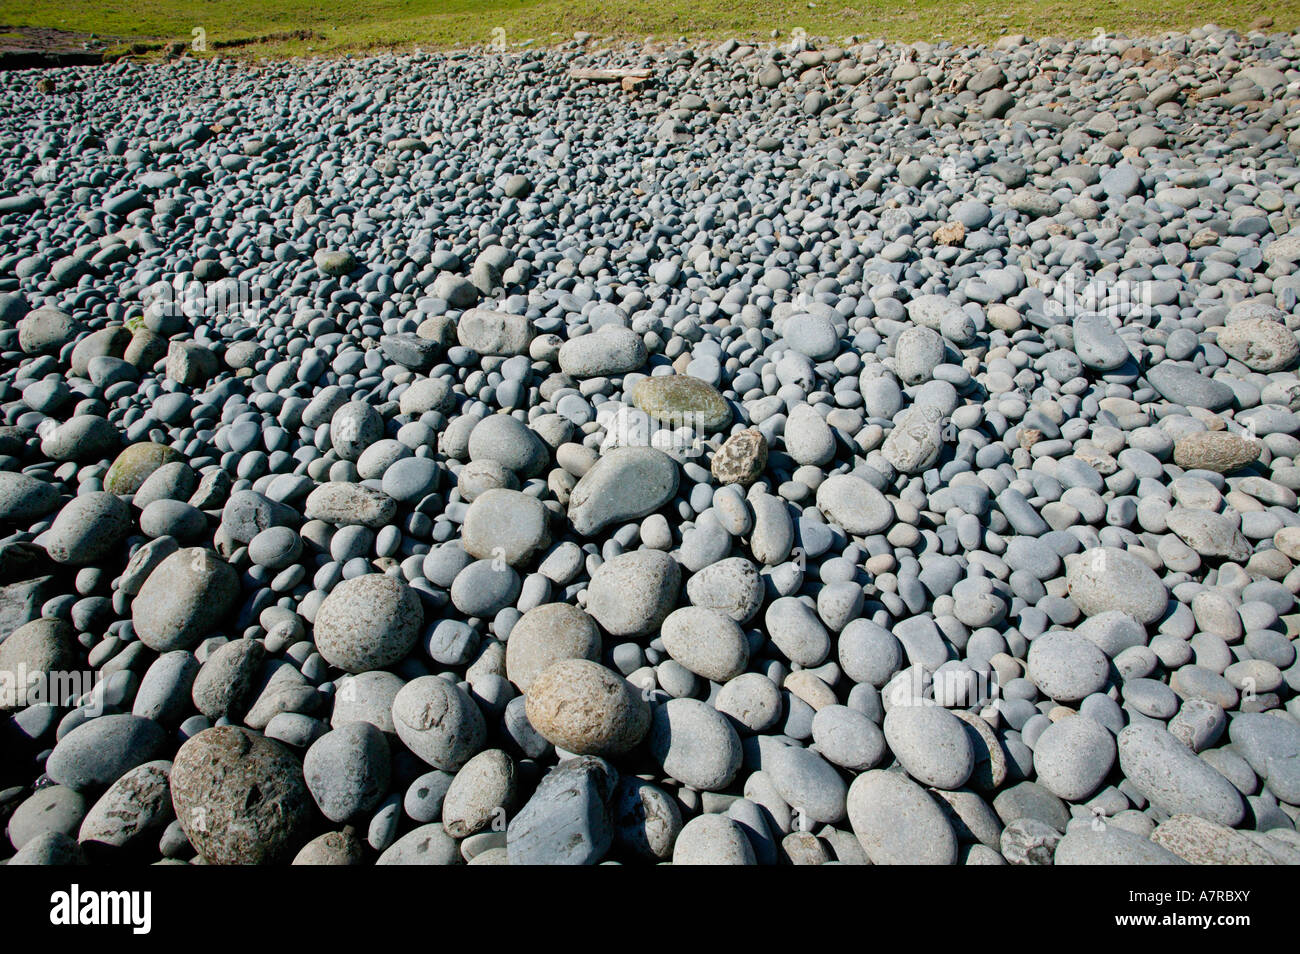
[2,24,1300,865]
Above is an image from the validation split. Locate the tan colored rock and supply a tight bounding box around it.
[525,659,649,756]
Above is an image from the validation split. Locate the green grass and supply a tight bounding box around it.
[1,0,1298,59]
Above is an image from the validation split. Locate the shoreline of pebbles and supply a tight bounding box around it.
[2,25,1300,865]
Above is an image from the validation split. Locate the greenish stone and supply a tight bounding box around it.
[631,375,731,433]
[104,443,178,495]
[314,249,358,276]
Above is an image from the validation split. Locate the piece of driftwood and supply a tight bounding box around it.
[568,67,653,82]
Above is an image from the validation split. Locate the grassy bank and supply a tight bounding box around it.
[0,0,1296,60]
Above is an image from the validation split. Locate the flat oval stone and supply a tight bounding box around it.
[1172,431,1262,474]
[43,492,132,565]
[46,714,168,792]
[558,325,647,377]
[132,547,240,652]
[1055,826,1185,865]
[392,675,487,771]
[1117,722,1245,826]
[632,374,732,433]
[526,659,650,756]
[304,482,397,529]
[0,471,59,522]
[0,619,78,709]
[461,488,551,565]
[568,446,679,536]
[648,698,742,791]
[761,739,848,823]
[1027,631,1110,701]
[1032,714,1115,801]
[673,813,756,864]
[660,606,749,682]
[1146,362,1234,411]
[816,474,894,535]
[1065,547,1167,624]
[883,704,975,790]
[585,548,681,638]
[441,749,518,838]
[505,603,602,692]
[685,557,765,623]
[847,769,958,865]
[1073,314,1129,370]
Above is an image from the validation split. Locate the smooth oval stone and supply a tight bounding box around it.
[1032,715,1116,801]
[304,482,398,529]
[104,442,179,494]
[132,548,240,652]
[0,471,59,522]
[392,675,487,771]
[765,597,831,667]
[1055,826,1185,865]
[441,749,518,838]
[450,560,521,617]
[375,823,461,865]
[0,619,79,710]
[883,705,975,790]
[304,721,391,822]
[816,474,894,535]
[761,739,848,823]
[1065,548,1167,624]
[505,603,602,692]
[1151,813,1282,865]
[811,704,886,771]
[313,573,424,673]
[43,492,132,565]
[1117,722,1245,827]
[526,659,650,756]
[632,374,732,433]
[461,488,551,565]
[8,785,87,848]
[467,415,549,477]
[648,698,742,791]
[847,769,958,865]
[585,549,681,638]
[685,557,765,623]
[558,325,647,377]
[1073,314,1129,371]
[673,813,756,865]
[568,446,679,536]
[1146,362,1234,411]
[660,606,749,682]
[1027,631,1109,702]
